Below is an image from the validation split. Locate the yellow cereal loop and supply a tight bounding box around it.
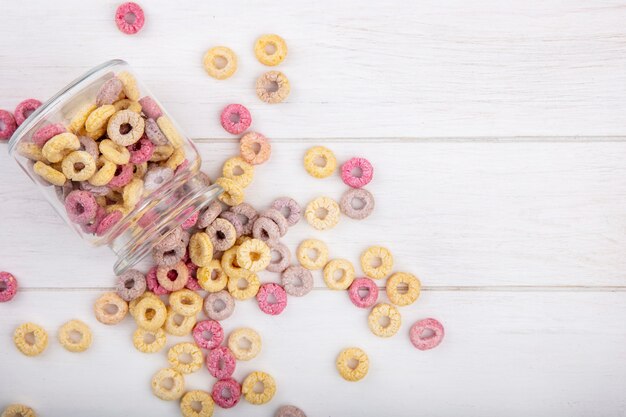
[296,239,329,270]
[169,289,203,317]
[336,347,369,382]
[88,157,117,186]
[221,246,247,279]
[134,161,148,178]
[85,104,115,133]
[386,272,421,306]
[305,197,340,230]
[151,368,185,401]
[80,125,107,140]
[236,238,270,272]
[227,270,260,300]
[303,146,337,178]
[323,258,355,290]
[156,116,184,148]
[222,156,255,188]
[61,151,97,181]
[203,46,238,80]
[228,327,262,361]
[149,145,174,162]
[1,404,36,417]
[123,178,144,209]
[254,34,288,66]
[113,98,142,113]
[189,232,214,267]
[94,292,128,325]
[57,319,92,353]
[168,342,204,374]
[42,132,80,163]
[33,161,66,186]
[134,295,167,331]
[129,291,159,318]
[117,71,140,101]
[180,390,214,417]
[164,307,197,336]
[68,103,97,133]
[17,142,45,162]
[99,139,130,165]
[13,322,48,357]
[163,147,185,170]
[197,260,228,292]
[106,203,130,216]
[133,327,167,353]
[242,371,276,405]
[235,235,251,246]
[360,246,394,280]
[368,303,401,338]
[215,177,244,206]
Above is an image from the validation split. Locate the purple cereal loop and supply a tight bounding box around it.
[281,265,313,297]
[146,266,170,295]
[144,166,174,192]
[341,157,374,188]
[276,405,307,417]
[256,283,288,315]
[230,203,258,235]
[152,242,186,267]
[56,181,76,202]
[128,137,155,164]
[65,190,98,224]
[144,118,169,145]
[252,216,281,242]
[192,320,224,350]
[348,277,379,308]
[96,77,124,106]
[155,226,183,251]
[203,290,235,321]
[197,201,223,229]
[32,123,66,147]
[0,271,18,302]
[116,269,147,301]
[266,240,291,273]
[81,206,106,234]
[79,181,110,197]
[220,104,252,135]
[0,110,17,140]
[339,188,375,220]
[115,2,145,35]
[271,197,301,227]
[259,208,288,237]
[410,318,445,351]
[78,135,100,161]
[96,210,123,236]
[139,96,163,119]
[212,378,241,409]
[207,218,237,251]
[14,99,42,126]
[219,211,244,237]
[206,346,236,379]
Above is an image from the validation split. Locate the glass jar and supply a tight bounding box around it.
[7,60,222,275]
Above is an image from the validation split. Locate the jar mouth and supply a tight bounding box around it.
[7,59,127,155]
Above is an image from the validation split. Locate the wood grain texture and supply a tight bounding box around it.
[1,0,626,138]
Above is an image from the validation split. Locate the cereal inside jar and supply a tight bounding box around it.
[7,60,223,275]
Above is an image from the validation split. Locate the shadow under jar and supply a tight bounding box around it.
[7,59,222,274]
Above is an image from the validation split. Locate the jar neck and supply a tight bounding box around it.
[109,172,222,275]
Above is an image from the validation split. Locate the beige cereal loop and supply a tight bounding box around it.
[85,104,116,133]
[117,71,140,101]
[256,71,290,104]
[149,144,174,162]
[107,109,145,146]
[68,103,97,133]
[133,326,167,353]
[254,34,288,66]
[216,177,244,206]
[360,246,394,280]
[228,327,262,361]
[94,292,128,325]
[113,98,142,113]
[17,142,45,162]
[61,150,96,181]
[42,132,80,163]
[13,322,48,357]
[134,295,167,331]
[323,258,355,290]
[227,270,260,300]
[239,132,271,165]
[180,390,214,417]
[123,178,144,208]
[242,371,276,405]
[304,146,337,179]
[368,303,401,338]
[99,139,130,165]
[134,161,148,178]
[297,239,329,270]
[151,368,185,401]
[336,347,369,382]
[163,307,197,336]
[33,161,66,186]
[163,147,185,170]
[305,197,340,230]
[168,342,204,374]
[197,260,228,292]
[88,157,117,186]
[386,272,421,306]
[169,289,203,317]
[236,238,271,272]
[1,404,36,417]
[222,156,255,188]
[156,116,184,148]
[58,319,93,352]
[203,46,238,80]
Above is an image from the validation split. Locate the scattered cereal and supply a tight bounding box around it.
[14,99,42,126]
[296,239,329,270]
[168,342,204,374]
[169,289,203,316]
[133,327,166,353]
[275,405,307,417]
[360,246,393,280]
[242,371,276,405]
[13,322,48,356]
[0,110,17,140]
[281,265,314,297]
[151,368,185,401]
[58,319,93,353]
[305,197,340,230]
[256,71,290,104]
[386,272,421,306]
[228,327,261,361]
[304,146,337,179]
[410,318,445,351]
[0,271,18,302]
[221,104,252,135]
[240,132,271,165]
[340,188,375,220]
[341,157,374,188]
[257,283,288,315]
[254,34,288,66]
[211,378,241,409]
[115,2,145,35]
[180,390,214,417]
[203,46,238,80]
[1,404,36,417]
[94,292,128,325]
[323,259,355,290]
[203,290,235,321]
[236,238,270,272]
[336,347,369,382]
[348,277,379,309]
[206,346,236,379]
[368,303,401,338]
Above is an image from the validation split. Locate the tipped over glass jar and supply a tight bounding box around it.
[7,60,222,274]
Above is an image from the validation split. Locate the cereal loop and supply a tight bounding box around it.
[13,322,48,356]
[222,156,255,188]
[42,132,80,163]
[410,318,445,351]
[113,98,142,113]
[197,260,228,292]
[58,319,92,353]
[115,2,145,35]
[133,327,167,353]
[97,78,124,106]
[360,246,394,280]
[0,271,18,302]
[254,34,288,66]
[242,371,276,405]
[266,240,291,273]
[151,368,185,401]
[117,71,140,101]
[134,295,167,331]
[256,71,290,104]
[189,232,214,267]
[180,390,214,417]
[169,289,203,317]
[168,342,204,374]
[323,259,355,290]
[341,157,374,188]
[340,188,375,220]
[17,143,45,162]
[386,272,421,306]
[271,197,301,226]
[14,99,42,126]
[368,303,401,338]
[107,109,145,146]
[228,327,262,361]
[221,104,252,135]
[33,162,66,186]
[0,110,17,140]
[206,218,237,251]
[216,177,244,206]
[206,346,236,380]
[281,265,314,297]
[305,197,340,230]
[257,283,287,315]
[156,261,189,292]
[203,46,238,80]
[32,123,66,147]
[157,116,184,148]
[94,292,128,325]
[85,104,115,134]
[164,307,197,336]
[227,270,260,300]
[68,104,97,133]
[336,347,369,382]
[1,404,36,417]
[236,238,270,272]
[203,290,235,321]
[304,146,337,179]
[192,319,224,350]
[88,157,117,186]
[240,132,271,165]
[99,139,131,165]
[212,378,241,409]
[348,278,379,308]
[61,151,96,181]
[276,405,307,417]
[296,239,329,270]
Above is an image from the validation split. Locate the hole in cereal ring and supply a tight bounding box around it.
[278,206,291,219]
[0,281,7,292]
[125,279,135,289]
[315,207,329,220]
[210,269,220,281]
[75,203,85,215]
[104,303,119,315]
[264,43,277,55]
[358,287,370,299]
[396,282,409,295]
[270,249,282,262]
[350,166,363,178]
[351,198,365,210]
[238,337,252,350]
[235,213,249,226]
[369,257,382,268]
[191,401,203,412]
[179,352,193,364]
[166,269,179,281]
[160,377,174,390]
[145,308,156,320]
[0,120,5,130]
[181,297,193,305]
[218,357,226,370]
[216,230,226,240]
[332,269,345,281]
[74,162,85,171]
[143,332,156,344]
[306,248,319,261]
[232,165,244,176]
[229,112,241,123]
[114,165,123,176]
[173,314,184,326]
[250,252,261,262]
[253,381,265,394]
[347,358,359,370]
[24,109,35,118]
[69,329,83,344]
[420,328,435,340]
[313,155,327,167]
[266,293,277,305]
[378,315,391,328]
[213,299,226,312]
[236,278,249,290]
[25,332,36,345]
[213,56,227,70]
[266,81,279,93]
[201,330,214,341]
[119,123,132,135]
[124,12,137,24]
[251,142,261,154]
[292,275,303,288]
[221,387,233,399]
[260,229,270,240]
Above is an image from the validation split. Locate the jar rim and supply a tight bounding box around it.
[7,59,127,155]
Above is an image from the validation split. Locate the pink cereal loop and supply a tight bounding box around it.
[14,99,42,126]
[220,104,252,135]
[146,266,170,295]
[181,210,199,230]
[240,132,271,165]
[410,318,445,351]
[341,157,374,188]
[256,283,288,315]
[206,346,236,379]
[185,262,202,290]
[0,110,17,140]
[64,190,98,225]
[138,96,162,119]
[96,210,123,236]
[212,378,241,409]
[81,206,106,234]
[128,137,155,163]
[115,2,145,35]
[108,164,134,188]
[0,271,18,302]
[192,320,224,350]
[348,277,379,308]
[32,123,66,147]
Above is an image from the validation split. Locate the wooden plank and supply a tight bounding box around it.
[1,0,626,138]
[1,140,626,287]
[1,289,625,416]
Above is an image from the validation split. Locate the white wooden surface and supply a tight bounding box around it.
[1,1,626,416]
